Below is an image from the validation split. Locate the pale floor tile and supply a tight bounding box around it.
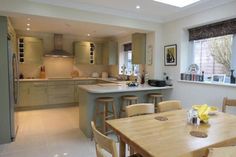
[0,107,96,157]
[0,107,130,157]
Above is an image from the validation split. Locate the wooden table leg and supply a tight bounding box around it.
[119,138,126,157]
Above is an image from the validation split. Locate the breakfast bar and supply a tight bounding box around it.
[78,83,173,137]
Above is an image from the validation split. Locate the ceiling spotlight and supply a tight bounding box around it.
[27,23,30,26]
[87,34,91,37]
[26,28,30,31]
[136,5,140,9]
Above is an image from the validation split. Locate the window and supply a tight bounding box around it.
[192,35,233,75]
[119,43,139,75]
[186,18,236,83]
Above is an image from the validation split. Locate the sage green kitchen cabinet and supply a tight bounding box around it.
[48,81,75,105]
[18,82,48,107]
[132,33,146,64]
[29,82,48,106]
[94,43,103,64]
[18,82,31,107]
[102,41,118,65]
[74,41,103,64]
[23,37,43,65]
[74,41,90,64]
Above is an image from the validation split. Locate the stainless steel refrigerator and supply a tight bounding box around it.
[7,35,19,141]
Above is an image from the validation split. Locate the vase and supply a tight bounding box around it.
[230,70,235,84]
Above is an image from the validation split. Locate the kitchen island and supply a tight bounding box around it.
[78,83,173,137]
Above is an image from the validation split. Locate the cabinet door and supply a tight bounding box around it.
[103,41,118,65]
[29,82,48,106]
[74,41,90,64]
[132,33,146,64]
[18,82,30,107]
[48,84,75,104]
[24,37,43,65]
[94,43,103,64]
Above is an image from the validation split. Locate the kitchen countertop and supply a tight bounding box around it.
[19,77,117,82]
[78,83,173,93]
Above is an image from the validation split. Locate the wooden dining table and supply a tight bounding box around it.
[106,110,236,157]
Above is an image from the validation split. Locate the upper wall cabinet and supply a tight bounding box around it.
[74,41,103,65]
[102,41,118,65]
[94,43,103,65]
[74,41,90,64]
[18,37,43,65]
[132,33,146,64]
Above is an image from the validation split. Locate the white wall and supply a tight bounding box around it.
[161,1,236,113]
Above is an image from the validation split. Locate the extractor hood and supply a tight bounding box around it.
[44,34,73,58]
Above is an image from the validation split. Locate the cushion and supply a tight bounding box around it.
[208,146,236,157]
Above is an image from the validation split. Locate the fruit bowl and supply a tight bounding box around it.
[126,81,139,87]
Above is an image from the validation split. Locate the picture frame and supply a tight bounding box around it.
[211,74,226,83]
[164,44,177,66]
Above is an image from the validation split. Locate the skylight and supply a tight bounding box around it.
[153,0,200,8]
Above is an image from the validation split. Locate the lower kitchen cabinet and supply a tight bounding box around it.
[18,81,75,108]
[29,82,48,106]
[48,83,75,105]
[18,82,31,107]
[18,79,112,108]
[18,82,48,107]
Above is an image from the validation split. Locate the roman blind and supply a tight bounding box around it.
[123,43,132,51]
[189,18,236,41]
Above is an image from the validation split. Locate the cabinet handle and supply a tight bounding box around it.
[28,88,30,94]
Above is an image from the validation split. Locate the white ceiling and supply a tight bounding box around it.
[29,0,236,23]
[6,0,236,38]
[10,14,147,38]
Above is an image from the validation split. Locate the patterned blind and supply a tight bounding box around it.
[189,18,236,41]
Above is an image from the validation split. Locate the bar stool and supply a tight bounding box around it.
[120,95,138,117]
[148,93,163,113]
[93,97,117,135]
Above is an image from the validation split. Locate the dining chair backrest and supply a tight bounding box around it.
[91,121,118,157]
[126,103,155,117]
[157,100,182,113]
[222,97,236,113]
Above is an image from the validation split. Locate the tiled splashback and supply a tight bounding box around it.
[19,57,109,78]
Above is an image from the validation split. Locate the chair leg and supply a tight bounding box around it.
[103,103,107,134]
[130,147,135,155]
[160,96,163,102]
[112,101,117,119]
[120,99,125,118]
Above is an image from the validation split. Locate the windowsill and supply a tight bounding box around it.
[178,80,236,88]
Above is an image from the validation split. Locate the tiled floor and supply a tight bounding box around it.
[0,107,97,157]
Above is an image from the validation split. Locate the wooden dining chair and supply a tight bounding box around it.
[125,104,154,156]
[91,121,142,157]
[222,97,236,113]
[208,146,236,157]
[91,121,118,157]
[126,103,155,117]
[157,100,182,113]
